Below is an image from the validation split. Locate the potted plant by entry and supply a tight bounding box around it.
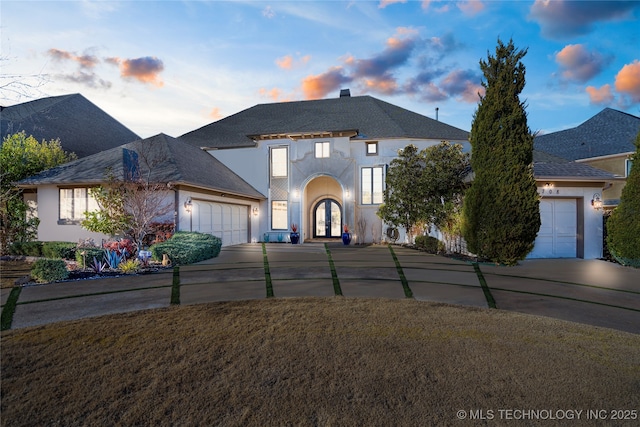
[342,224,352,245]
[290,223,300,244]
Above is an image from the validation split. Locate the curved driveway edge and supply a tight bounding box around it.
[2,244,639,334]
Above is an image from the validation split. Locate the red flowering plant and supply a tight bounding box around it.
[103,238,135,258]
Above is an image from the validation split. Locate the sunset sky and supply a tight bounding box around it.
[2,1,639,138]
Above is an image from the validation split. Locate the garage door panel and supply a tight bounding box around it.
[192,201,248,247]
[530,199,577,258]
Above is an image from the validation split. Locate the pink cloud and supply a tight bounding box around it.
[586,84,614,105]
[47,48,99,68]
[109,56,165,87]
[209,107,223,120]
[615,60,640,103]
[379,0,406,8]
[555,44,609,83]
[457,0,485,16]
[529,0,639,39]
[302,67,352,100]
[276,54,311,70]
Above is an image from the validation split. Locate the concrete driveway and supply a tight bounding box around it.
[2,243,639,334]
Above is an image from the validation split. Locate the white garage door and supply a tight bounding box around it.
[529,199,577,258]
[193,201,248,247]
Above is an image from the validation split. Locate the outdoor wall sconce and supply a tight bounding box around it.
[591,193,603,210]
[252,207,259,217]
[345,189,350,199]
[184,197,193,213]
[184,197,193,231]
[544,182,553,189]
[293,188,300,199]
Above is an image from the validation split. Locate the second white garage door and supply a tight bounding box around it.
[193,201,248,247]
[529,199,577,258]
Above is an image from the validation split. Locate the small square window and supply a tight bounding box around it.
[315,141,330,158]
[366,142,378,155]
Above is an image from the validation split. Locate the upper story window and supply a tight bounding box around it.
[366,142,378,156]
[271,146,288,177]
[315,141,330,158]
[361,166,384,205]
[59,188,99,222]
[626,158,634,177]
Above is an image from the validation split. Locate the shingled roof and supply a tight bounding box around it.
[18,134,265,200]
[534,108,640,161]
[1,94,140,158]
[532,150,620,181]
[180,95,469,149]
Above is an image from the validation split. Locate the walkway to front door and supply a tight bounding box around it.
[314,198,341,238]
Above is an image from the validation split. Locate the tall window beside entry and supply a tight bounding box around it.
[271,201,288,230]
[59,188,99,221]
[271,146,288,177]
[361,166,384,205]
[315,141,330,158]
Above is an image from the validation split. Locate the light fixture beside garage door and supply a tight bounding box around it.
[252,207,259,217]
[591,193,603,210]
[184,197,193,231]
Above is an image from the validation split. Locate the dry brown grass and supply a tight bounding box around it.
[2,298,639,426]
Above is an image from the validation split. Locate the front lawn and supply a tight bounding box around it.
[2,298,638,426]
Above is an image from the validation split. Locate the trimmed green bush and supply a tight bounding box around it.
[42,241,77,260]
[75,247,105,269]
[150,232,222,265]
[8,241,43,257]
[31,258,69,283]
[414,235,444,254]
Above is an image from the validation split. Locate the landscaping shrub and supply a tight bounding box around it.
[103,239,135,258]
[31,258,69,283]
[42,241,76,260]
[150,232,222,265]
[414,235,444,254]
[75,247,104,269]
[8,241,43,257]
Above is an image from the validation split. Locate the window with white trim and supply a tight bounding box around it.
[271,200,288,230]
[59,188,99,221]
[361,166,384,205]
[271,146,288,177]
[626,158,634,177]
[315,141,330,158]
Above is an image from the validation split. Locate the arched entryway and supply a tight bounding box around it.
[313,198,342,238]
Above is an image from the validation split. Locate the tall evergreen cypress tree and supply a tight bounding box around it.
[462,38,540,265]
[606,130,640,265]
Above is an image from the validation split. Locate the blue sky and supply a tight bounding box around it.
[2,1,639,139]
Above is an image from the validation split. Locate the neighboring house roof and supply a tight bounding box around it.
[17,133,265,200]
[1,93,140,158]
[534,108,640,161]
[533,150,621,181]
[181,95,470,149]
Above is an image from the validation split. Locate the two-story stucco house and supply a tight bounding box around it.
[179,91,470,245]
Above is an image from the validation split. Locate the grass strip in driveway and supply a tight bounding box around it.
[171,267,180,305]
[473,263,497,309]
[387,245,413,298]
[324,244,343,296]
[262,243,274,298]
[1,286,21,331]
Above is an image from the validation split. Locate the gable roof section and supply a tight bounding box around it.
[533,150,620,181]
[180,95,469,149]
[1,94,140,158]
[18,134,265,200]
[534,108,640,161]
